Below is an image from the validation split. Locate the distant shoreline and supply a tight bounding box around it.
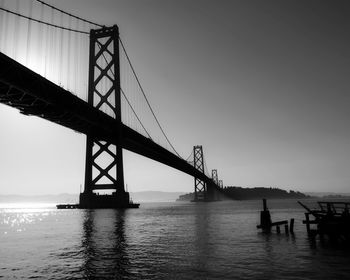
[1,190,349,204]
[176,187,342,202]
[0,191,186,203]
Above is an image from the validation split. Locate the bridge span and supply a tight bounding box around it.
[0,51,222,203]
[0,0,227,207]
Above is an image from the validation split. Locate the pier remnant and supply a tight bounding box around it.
[259,198,272,231]
[290,218,294,233]
[299,201,350,242]
[257,199,289,234]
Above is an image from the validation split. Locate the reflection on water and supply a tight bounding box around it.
[1,200,350,279]
[195,204,210,265]
[81,209,130,279]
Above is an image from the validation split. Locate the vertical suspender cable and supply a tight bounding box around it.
[50,7,56,83]
[1,1,186,160]
[13,0,20,59]
[58,12,63,86]
[38,1,44,75]
[26,0,33,67]
[74,18,79,95]
[82,22,88,101]
[119,39,182,158]
[67,15,72,91]
[44,6,49,77]
[0,0,5,52]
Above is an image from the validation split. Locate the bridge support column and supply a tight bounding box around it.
[208,169,221,201]
[212,169,218,185]
[206,181,217,201]
[192,145,207,201]
[192,146,221,202]
[79,25,138,209]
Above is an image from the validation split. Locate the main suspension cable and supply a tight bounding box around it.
[2,0,182,158]
[0,7,89,34]
[185,149,194,162]
[119,38,182,158]
[35,0,103,27]
[121,88,153,140]
[96,43,153,140]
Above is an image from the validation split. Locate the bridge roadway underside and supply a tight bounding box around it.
[0,52,218,188]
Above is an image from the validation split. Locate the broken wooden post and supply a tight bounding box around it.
[305,213,311,235]
[259,198,272,232]
[257,199,289,234]
[290,218,294,233]
[284,224,289,234]
[276,225,281,234]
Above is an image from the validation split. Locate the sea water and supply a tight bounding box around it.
[0,199,350,279]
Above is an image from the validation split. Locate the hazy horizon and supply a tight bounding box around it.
[2,188,350,197]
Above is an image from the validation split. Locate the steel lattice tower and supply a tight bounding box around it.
[193,145,207,201]
[212,169,218,186]
[80,26,134,208]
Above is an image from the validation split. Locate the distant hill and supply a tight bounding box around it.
[130,191,185,202]
[0,191,186,204]
[305,192,350,198]
[177,186,310,201]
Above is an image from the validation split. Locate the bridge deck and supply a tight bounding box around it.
[0,52,217,185]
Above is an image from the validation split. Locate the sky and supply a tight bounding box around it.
[0,0,350,195]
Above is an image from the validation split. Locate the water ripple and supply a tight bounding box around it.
[1,200,350,279]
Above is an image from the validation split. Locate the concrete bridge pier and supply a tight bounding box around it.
[79,191,138,209]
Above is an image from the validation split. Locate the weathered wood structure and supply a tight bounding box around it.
[299,201,350,242]
[257,199,294,234]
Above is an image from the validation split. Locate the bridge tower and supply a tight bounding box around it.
[212,169,218,186]
[79,25,137,208]
[219,180,223,188]
[193,145,207,201]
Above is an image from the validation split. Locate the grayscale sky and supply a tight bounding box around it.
[0,0,350,195]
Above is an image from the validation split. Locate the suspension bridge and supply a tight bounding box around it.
[0,0,226,208]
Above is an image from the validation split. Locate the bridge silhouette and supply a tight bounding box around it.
[0,1,225,208]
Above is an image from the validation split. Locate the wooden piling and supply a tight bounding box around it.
[257,199,290,234]
[259,198,272,232]
[290,218,294,233]
[305,213,310,235]
[284,224,289,234]
[263,198,268,211]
